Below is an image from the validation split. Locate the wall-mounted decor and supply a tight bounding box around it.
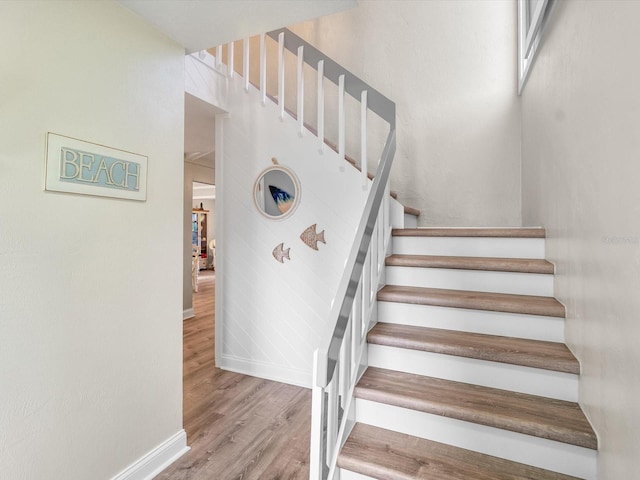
[254,165,300,220]
[300,224,326,251]
[45,132,147,201]
[272,242,291,263]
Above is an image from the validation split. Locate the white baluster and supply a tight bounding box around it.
[383,184,390,248]
[339,317,353,409]
[317,60,325,153]
[363,250,371,334]
[338,74,346,170]
[352,280,362,371]
[278,32,285,121]
[216,45,222,68]
[326,373,338,462]
[371,223,378,294]
[228,42,234,78]
[378,205,385,273]
[297,45,304,136]
[371,235,377,300]
[361,90,368,189]
[310,349,326,480]
[243,37,250,92]
[260,34,266,104]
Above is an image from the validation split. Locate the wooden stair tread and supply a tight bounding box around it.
[355,367,597,449]
[393,227,546,238]
[368,323,579,374]
[378,285,566,317]
[386,254,554,274]
[338,423,584,480]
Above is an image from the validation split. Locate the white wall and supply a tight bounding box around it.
[521,1,640,477]
[0,2,185,479]
[287,0,522,227]
[217,78,371,387]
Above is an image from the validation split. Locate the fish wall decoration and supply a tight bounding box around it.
[300,224,326,251]
[272,242,291,263]
[269,185,295,214]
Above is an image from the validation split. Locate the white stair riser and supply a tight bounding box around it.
[386,266,553,296]
[355,399,597,480]
[367,344,578,402]
[339,470,374,480]
[393,236,545,259]
[403,213,418,228]
[377,302,565,343]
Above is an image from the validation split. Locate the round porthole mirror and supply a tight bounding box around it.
[253,165,301,220]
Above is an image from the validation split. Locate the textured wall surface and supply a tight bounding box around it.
[217,77,382,386]
[288,0,522,227]
[521,1,640,477]
[0,2,185,478]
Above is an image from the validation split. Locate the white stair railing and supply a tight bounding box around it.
[216,28,396,480]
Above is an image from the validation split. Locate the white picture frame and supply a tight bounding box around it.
[45,132,148,201]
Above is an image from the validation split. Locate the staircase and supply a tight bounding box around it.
[195,27,598,480]
[336,227,598,480]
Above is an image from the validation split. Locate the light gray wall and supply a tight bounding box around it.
[0,2,185,478]
[521,1,640,477]
[288,0,522,226]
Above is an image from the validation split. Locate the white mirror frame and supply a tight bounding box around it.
[253,165,301,220]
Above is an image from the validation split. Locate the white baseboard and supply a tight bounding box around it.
[218,354,311,388]
[111,429,189,480]
[183,308,195,320]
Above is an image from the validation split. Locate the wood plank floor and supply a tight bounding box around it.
[155,271,312,480]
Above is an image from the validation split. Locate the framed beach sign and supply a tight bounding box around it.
[45,132,148,201]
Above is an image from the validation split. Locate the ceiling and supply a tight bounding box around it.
[119,0,357,53]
